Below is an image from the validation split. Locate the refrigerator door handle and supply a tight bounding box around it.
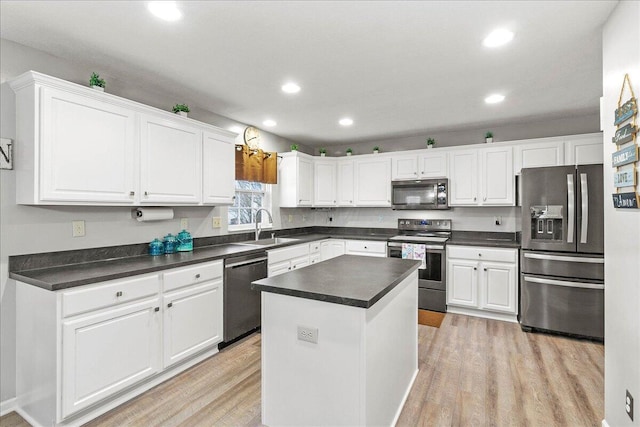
[567,174,575,243]
[580,173,588,244]
[523,253,604,263]
[523,275,604,290]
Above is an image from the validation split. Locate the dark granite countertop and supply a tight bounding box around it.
[447,231,521,249]
[252,255,420,308]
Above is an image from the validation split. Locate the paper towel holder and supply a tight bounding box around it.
[131,207,175,222]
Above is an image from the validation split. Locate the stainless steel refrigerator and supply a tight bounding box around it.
[520,164,604,340]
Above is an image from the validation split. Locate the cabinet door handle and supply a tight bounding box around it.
[168,302,173,308]
[483,268,487,271]
[144,191,149,196]
[299,199,302,203]
[473,197,477,201]
[129,191,135,196]
[478,253,482,257]
[195,273,201,279]
[288,267,291,270]
[154,307,160,312]
[483,196,487,201]
[473,267,477,270]
[350,200,353,203]
[116,291,123,297]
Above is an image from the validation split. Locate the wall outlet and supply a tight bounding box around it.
[212,217,222,228]
[288,214,293,223]
[297,325,318,344]
[627,389,634,421]
[180,218,189,230]
[302,215,307,222]
[72,220,85,237]
[494,216,502,226]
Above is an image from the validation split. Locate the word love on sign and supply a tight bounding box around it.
[612,192,639,209]
[612,123,637,145]
[614,97,638,126]
[614,167,636,188]
[612,145,639,167]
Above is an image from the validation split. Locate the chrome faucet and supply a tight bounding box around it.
[254,208,273,241]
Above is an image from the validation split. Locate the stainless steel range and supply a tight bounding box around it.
[387,219,451,312]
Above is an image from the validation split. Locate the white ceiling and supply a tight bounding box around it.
[0,1,616,146]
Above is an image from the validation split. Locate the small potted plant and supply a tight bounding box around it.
[290,144,299,152]
[173,104,190,117]
[319,148,327,157]
[485,131,493,143]
[373,146,380,154]
[89,72,106,91]
[346,148,353,156]
[426,137,436,149]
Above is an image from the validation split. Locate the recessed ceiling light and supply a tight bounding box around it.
[485,94,505,104]
[148,1,182,22]
[229,126,243,134]
[263,119,277,127]
[281,82,301,94]
[482,29,514,48]
[339,118,354,126]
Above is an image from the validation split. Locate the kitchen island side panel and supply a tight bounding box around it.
[261,271,418,426]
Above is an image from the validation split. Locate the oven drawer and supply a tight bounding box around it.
[419,288,446,312]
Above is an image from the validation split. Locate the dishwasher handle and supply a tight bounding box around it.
[225,256,267,269]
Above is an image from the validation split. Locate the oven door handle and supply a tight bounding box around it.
[387,242,444,250]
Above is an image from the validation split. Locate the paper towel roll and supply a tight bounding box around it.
[134,208,174,222]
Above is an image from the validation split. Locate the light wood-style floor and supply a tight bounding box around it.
[1,313,604,427]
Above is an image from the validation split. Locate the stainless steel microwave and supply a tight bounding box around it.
[391,179,449,210]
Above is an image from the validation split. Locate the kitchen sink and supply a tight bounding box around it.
[239,237,301,246]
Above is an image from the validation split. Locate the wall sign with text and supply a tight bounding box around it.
[612,73,639,209]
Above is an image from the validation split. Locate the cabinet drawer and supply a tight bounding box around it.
[163,261,223,292]
[447,245,517,263]
[309,253,322,265]
[62,274,160,318]
[345,240,387,256]
[268,244,309,264]
[309,240,323,254]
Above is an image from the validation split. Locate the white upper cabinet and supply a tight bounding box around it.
[449,146,514,206]
[419,151,448,178]
[314,158,337,206]
[513,138,564,174]
[481,146,514,205]
[337,159,355,206]
[279,152,314,207]
[21,85,138,204]
[448,149,479,205]
[392,154,419,180]
[139,114,202,204]
[354,156,391,206]
[10,71,235,206]
[564,133,603,165]
[202,130,235,205]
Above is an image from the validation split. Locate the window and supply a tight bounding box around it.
[228,180,272,231]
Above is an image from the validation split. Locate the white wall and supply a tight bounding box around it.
[602,2,640,427]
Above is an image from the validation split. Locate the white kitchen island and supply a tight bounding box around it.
[252,255,421,427]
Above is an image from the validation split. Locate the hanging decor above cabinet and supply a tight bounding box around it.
[234,126,277,184]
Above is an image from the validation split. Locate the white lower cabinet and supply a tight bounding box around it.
[320,239,346,261]
[446,245,518,322]
[267,243,311,277]
[344,240,387,257]
[61,298,161,418]
[16,261,224,426]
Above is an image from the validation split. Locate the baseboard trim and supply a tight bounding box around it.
[446,306,518,323]
[602,419,610,427]
[0,397,16,417]
[391,368,419,427]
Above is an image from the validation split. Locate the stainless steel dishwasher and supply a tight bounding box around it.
[221,251,268,347]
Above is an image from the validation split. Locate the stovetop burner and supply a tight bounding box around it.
[389,218,452,243]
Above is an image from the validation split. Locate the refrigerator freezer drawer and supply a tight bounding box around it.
[520,274,604,339]
[521,251,604,281]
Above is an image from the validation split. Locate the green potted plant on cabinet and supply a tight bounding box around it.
[346,148,353,156]
[373,146,380,154]
[173,104,190,117]
[319,148,327,157]
[485,131,494,143]
[89,72,106,91]
[290,144,299,152]
[426,137,436,149]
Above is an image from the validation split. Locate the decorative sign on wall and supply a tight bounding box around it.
[612,73,639,209]
[612,123,637,145]
[612,192,639,209]
[0,138,13,170]
[612,145,639,167]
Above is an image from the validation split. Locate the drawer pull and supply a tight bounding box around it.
[195,273,201,279]
[483,268,487,271]
[144,191,148,196]
[473,267,477,271]
[478,253,482,257]
[168,302,173,308]
[129,191,135,196]
[154,307,160,312]
[116,291,123,297]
